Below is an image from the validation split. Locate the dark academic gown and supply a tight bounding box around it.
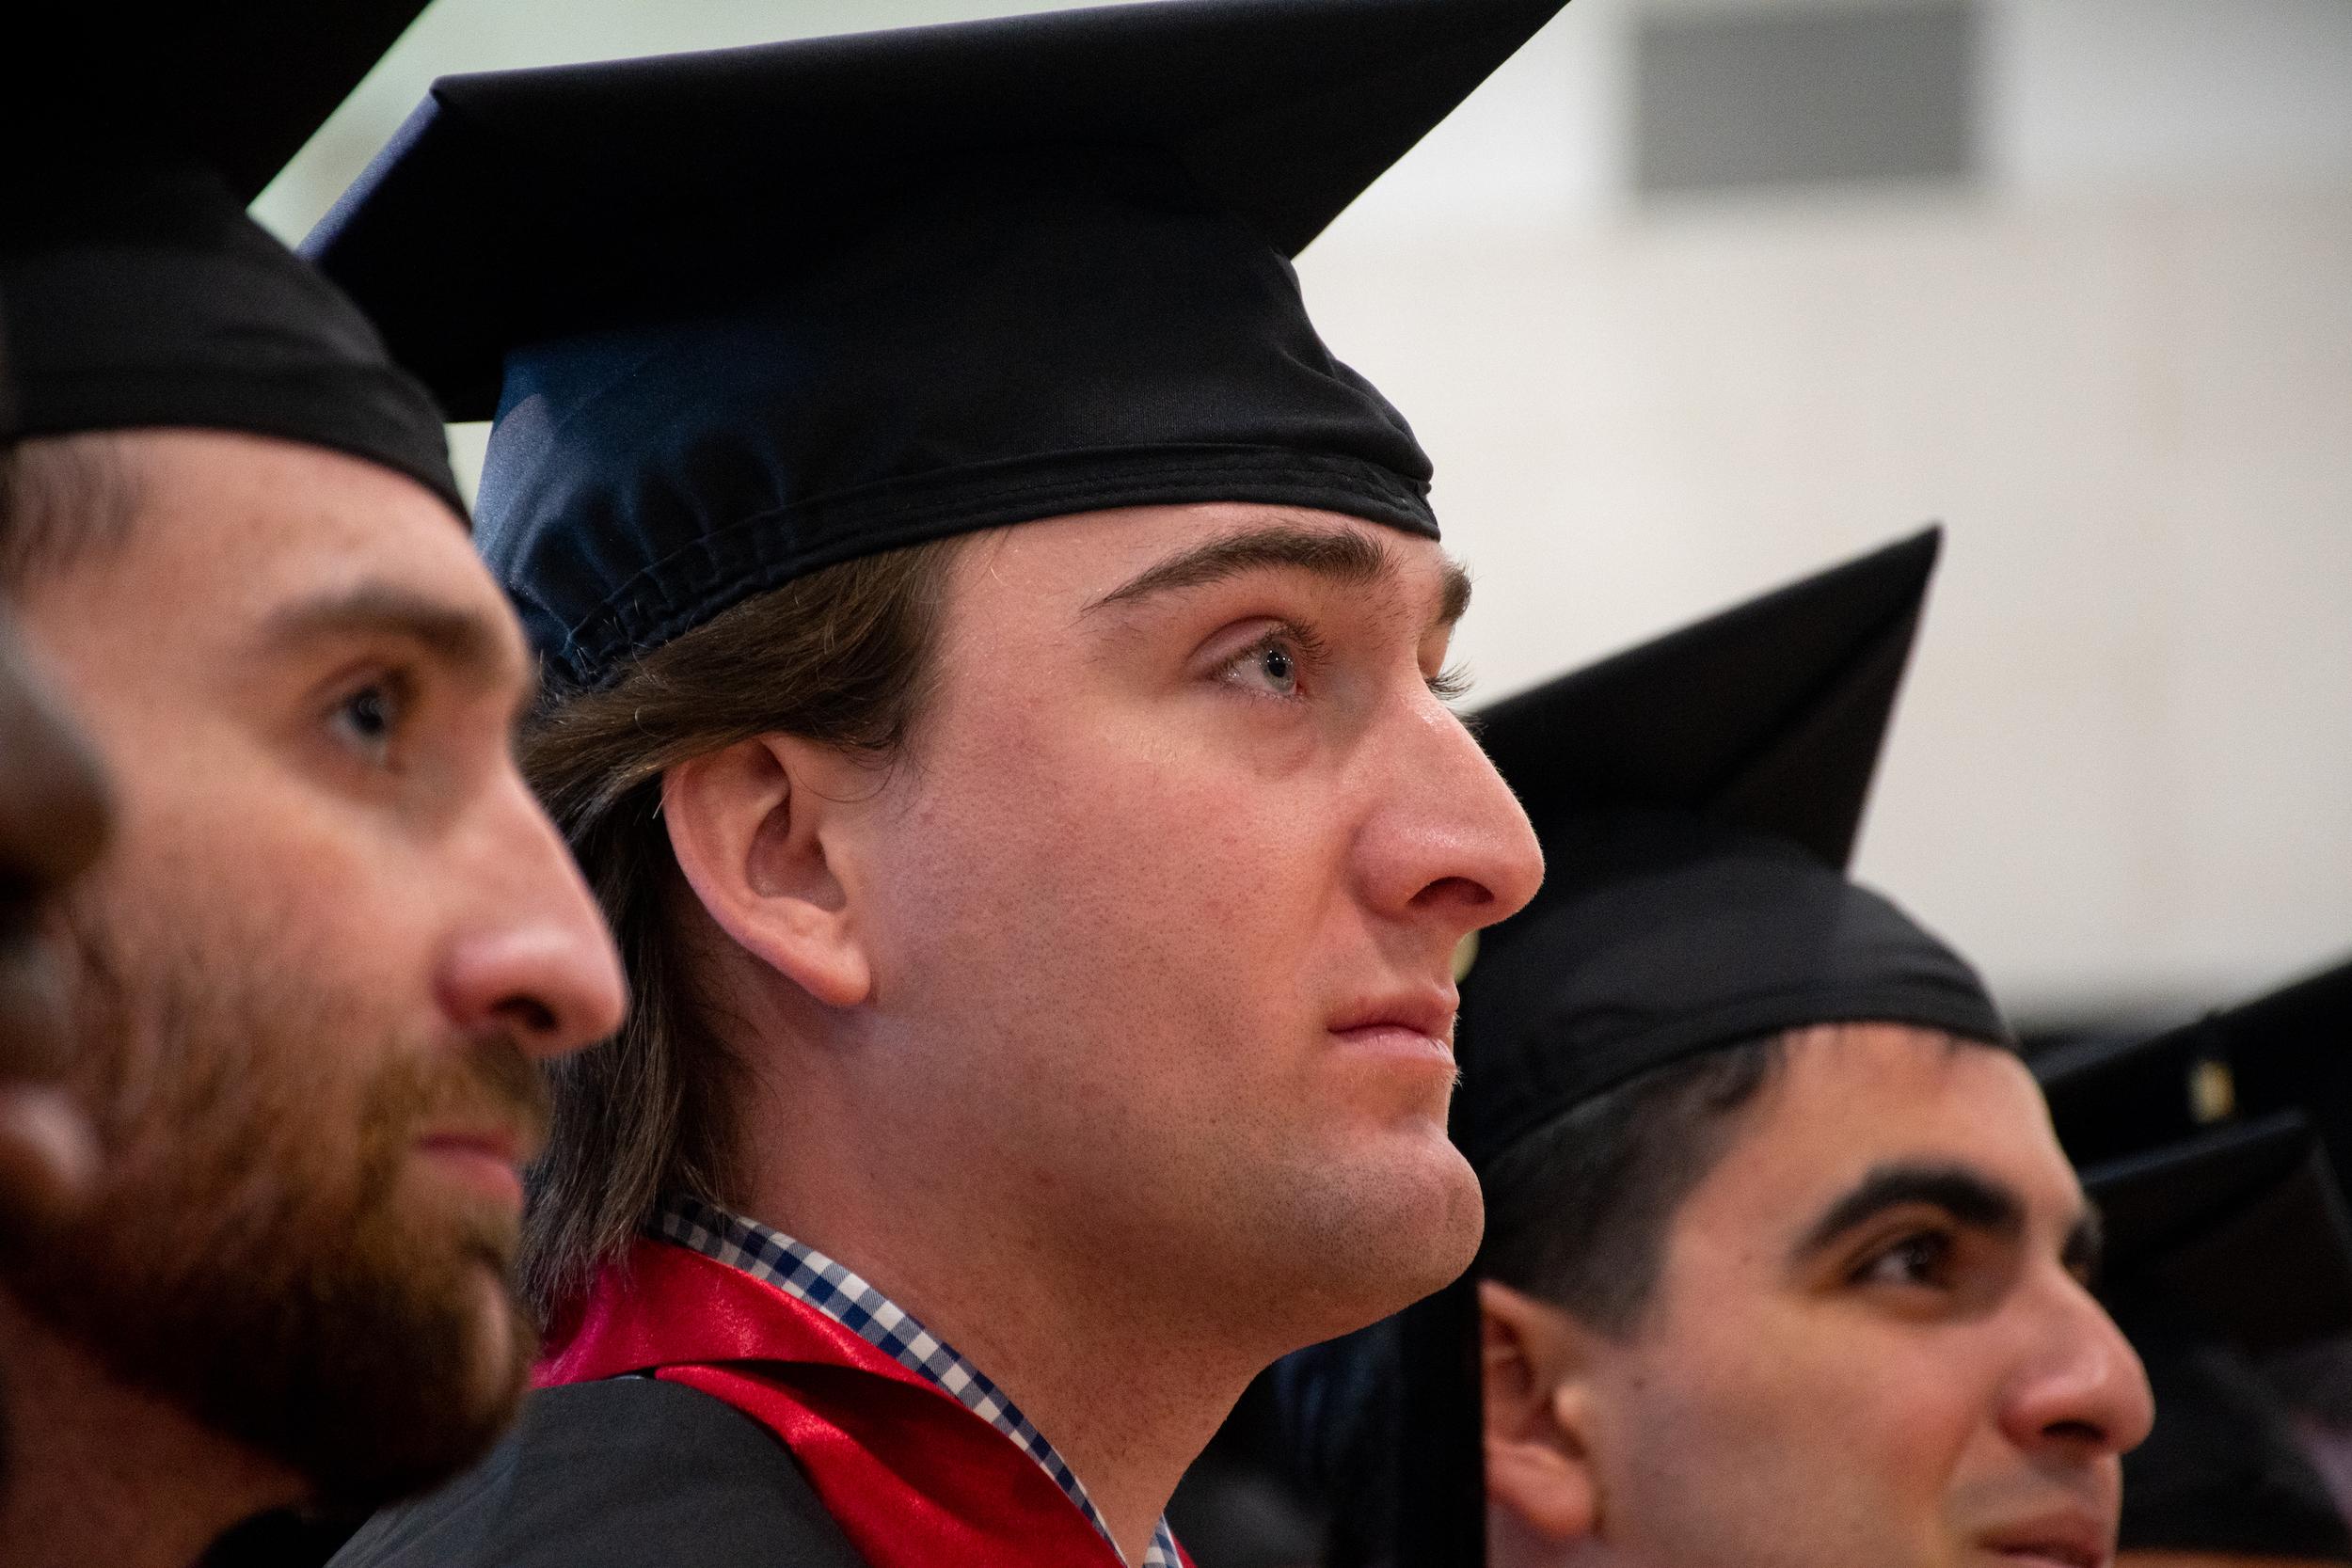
[333,1236,1184,1568]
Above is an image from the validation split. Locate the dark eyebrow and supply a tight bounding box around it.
[1083,523,1474,632]
[1791,1162,2026,1265]
[259,583,526,699]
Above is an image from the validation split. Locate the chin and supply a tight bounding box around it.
[448,1263,528,1414]
[1389,1139,1486,1292]
[305,1258,538,1510]
[1278,1129,1485,1335]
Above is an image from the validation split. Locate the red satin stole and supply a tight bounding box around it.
[538,1236,1190,1568]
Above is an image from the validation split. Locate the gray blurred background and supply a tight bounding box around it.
[257,0,2352,1033]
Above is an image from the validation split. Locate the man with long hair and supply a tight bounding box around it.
[319,3,1562,1563]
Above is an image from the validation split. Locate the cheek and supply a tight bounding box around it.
[889,697,1345,972]
[1605,1308,1987,1553]
[75,811,421,1119]
[866,709,1366,1164]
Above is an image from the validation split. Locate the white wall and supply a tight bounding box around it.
[258,0,2352,1021]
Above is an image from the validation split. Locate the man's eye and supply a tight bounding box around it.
[1854,1230,1955,1290]
[1220,632,1310,699]
[328,679,406,762]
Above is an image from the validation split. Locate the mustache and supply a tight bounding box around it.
[366,1029,552,1168]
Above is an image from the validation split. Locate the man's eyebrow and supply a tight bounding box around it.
[1084,524,1387,614]
[1435,556,1472,629]
[1081,523,1474,632]
[259,583,522,692]
[1791,1162,2026,1263]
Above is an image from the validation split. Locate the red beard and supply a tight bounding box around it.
[5,919,551,1509]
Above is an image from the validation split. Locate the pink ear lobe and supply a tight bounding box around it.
[1484,1430,1598,1544]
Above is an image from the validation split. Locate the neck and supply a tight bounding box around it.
[0,1289,304,1568]
[737,1104,1263,1564]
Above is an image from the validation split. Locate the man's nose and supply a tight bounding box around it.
[2000,1274,2157,1458]
[437,777,628,1060]
[1357,694,1544,939]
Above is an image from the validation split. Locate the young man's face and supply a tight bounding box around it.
[1490,1024,2153,1568]
[2,430,626,1504]
[839,502,1542,1341]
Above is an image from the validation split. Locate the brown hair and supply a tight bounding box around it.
[517,537,964,1317]
[0,433,148,589]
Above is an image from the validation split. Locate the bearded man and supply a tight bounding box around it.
[314,3,1558,1564]
[0,9,628,1565]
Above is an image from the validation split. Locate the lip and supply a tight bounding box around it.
[413,1128,532,1208]
[1327,987,1457,1063]
[1979,1509,2111,1568]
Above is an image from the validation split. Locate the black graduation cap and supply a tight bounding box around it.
[1454,527,2010,1172]
[304,0,1570,691]
[2081,1116,2352,1561]
[0,0,461,516]
[2040,956,2352,1180]
[2088,1112,2352,1358]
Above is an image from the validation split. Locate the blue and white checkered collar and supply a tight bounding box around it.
[655,1194,1181,1568]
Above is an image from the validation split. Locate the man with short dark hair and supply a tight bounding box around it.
[0,9,628,1564]
[1287,531,2153,1568]
[316,4,1557,1564]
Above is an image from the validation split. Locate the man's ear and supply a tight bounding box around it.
[1481,1278,1601,1545]
[662,736,872,1009]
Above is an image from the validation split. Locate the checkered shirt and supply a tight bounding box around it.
[656,1194,1181,1568]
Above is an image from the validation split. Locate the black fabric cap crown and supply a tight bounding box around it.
[1454,528,2010,1171]
[304,0,1569,690]
[0,2,462,518]
[2079,1116,2352,1560]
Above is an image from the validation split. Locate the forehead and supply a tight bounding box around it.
[42,431,512,648]
[135,431,482,593]
[1682,1025,2080,1240]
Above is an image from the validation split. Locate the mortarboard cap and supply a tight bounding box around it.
[305,0,1570,690]
[2086,1112,2352,1357]
[2040,956,2352,1179]
[0,2,462,517]
[1454,528,2010,1171]
[13,2,431,208]
[2079,1116,2352,1561]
